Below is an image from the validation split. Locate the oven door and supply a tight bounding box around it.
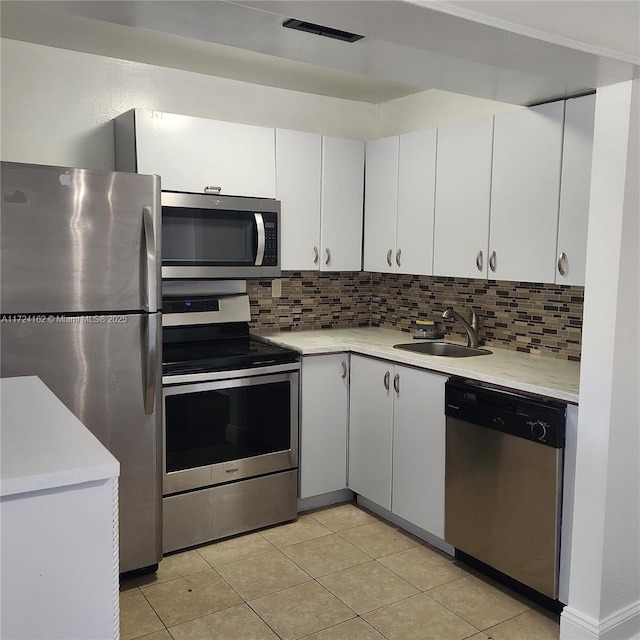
[163,365,299,495]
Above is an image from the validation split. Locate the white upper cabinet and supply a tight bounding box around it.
[364,129,436,275]
[556,94,596,286]
[321,136,365,271]
[397,129,437,276]
[489,102,565,283]
[433,116,494,279]
[115,110,276,198]
[364,136,399,273]
[276,129,322,271]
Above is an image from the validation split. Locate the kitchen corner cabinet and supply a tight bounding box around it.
[321,136,365,271]
[114,109,276,198]
[299,354,349,499]
[276,129,322,270]
[489,102,565,283]
[433,116,494,278]
[348,355,446,537]
[556,94,596,286]
[364,129,436,275]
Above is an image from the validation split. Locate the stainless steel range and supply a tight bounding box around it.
[161,289,299,553]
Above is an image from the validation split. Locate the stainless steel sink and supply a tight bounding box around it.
[393,342,492,358]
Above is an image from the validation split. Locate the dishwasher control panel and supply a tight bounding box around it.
[445,378,566,448]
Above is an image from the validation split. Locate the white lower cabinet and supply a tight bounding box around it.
[391,365,447,538]
[348,355,447,537]
[348,355,394,509]
[299,354,349,499]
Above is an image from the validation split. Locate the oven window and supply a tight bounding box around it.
[165,380,291,472]
[162,208,256,265]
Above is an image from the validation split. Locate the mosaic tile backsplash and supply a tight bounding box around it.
[248,272,584,361]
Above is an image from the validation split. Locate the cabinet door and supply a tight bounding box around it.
[299,355,349,499]
[396,128,437,276]
[392,366,446,538]
[134,110,276,198]
[348,355,393,509]
[489,102,564,283]
[321,136,365,271]
[363,136,399,273]
[556,95,596,286]
[276,129,322,271]
[434,117,493,278]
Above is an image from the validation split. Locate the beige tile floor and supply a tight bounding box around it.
[120,502,560,640]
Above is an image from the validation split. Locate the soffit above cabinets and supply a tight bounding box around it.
[1,0,638,106]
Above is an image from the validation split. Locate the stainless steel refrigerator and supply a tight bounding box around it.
[0,161,162,574]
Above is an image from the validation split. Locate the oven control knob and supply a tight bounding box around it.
[529,420,548,441]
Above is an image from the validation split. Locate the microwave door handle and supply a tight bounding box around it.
[254,212,265,266]
[142,206,158,313]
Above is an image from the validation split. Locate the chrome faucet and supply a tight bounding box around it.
[442,307,479,348]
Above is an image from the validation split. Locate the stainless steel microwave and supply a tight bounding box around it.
[161,191,280,279]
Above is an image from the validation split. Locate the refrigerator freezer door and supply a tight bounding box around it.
[0,313,162,573]
[0,162,160,315]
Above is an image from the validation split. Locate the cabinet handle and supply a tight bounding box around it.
[341,361,348,379]
[204,186,222,193]
[489,250,497,273]
[396,249,402,267]
[476,250,483,272]
[558,252,567,276]
[313,246,319,265]
[325,248,331,265]
[393,373,400,394]
[383,371,390,390]
[386,249,393,267]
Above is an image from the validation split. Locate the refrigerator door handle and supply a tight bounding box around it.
[142,313,159,415]
[142,206,158,313]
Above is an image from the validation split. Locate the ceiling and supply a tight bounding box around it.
[1,0,639,105]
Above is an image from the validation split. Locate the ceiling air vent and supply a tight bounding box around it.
[282,19,365,43]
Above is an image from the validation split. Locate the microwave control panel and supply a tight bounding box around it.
[263,219,278,266]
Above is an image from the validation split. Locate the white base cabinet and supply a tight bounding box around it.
[1,377,120,640]
[391,365,447,538]
[115,109,276,197]
[348,355,447,537]
[299,354,349,499]
[348,355,394,509]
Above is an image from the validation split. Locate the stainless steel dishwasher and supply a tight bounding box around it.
[444,378,566,600]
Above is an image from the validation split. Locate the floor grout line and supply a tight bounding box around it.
[121,502,560,640]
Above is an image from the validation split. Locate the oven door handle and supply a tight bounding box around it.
[254,213,265,266]
[143,313,159,415]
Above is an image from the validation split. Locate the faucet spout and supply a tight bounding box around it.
[442,307,479,348]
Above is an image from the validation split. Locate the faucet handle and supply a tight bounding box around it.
[470,308,479,331]
[462,305,479,330]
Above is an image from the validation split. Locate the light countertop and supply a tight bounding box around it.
[0,376,119,497]
[254,327,580,404]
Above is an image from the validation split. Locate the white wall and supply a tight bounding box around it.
[561,79,640,640]
[374,88,521,137]
[0,38,521,171]
[0,38,375,170]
